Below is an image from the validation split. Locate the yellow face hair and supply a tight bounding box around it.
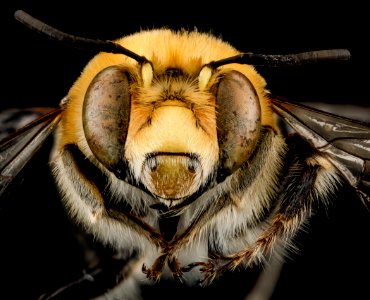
[61,29,274,145]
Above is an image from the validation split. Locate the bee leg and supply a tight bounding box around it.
[141,217,205,282]
[181,259,229,285]
[168,256,184,282]
[197,211,311,284]
[192,211,309,286]
[141,247,184,282]
[58,145,169,249]
[142,253,168,281]
[182,250,284,298]
[106,208,166,249]
[196,157,326,285]
[141,253,184,282]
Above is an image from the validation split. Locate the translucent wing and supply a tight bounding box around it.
[0,107,62,197]
[270,96,370,209]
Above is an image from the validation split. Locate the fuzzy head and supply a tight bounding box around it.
[58,29,274,207]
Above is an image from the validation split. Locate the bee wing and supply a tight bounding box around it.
[270,96,370,209]
[0,107,62,197]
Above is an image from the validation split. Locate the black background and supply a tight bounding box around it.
[0,1,369,300]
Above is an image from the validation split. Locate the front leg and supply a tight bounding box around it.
[141,241,186,282]
[190,212,309,286]
[142,254,168,282]
[189,153,339,285]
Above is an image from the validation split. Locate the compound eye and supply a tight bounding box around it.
[215,70,261,176]
[83,66,131,178]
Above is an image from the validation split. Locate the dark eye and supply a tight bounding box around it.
[83,66,132,179]
[214,70,261,178]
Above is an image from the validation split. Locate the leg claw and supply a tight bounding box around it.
[142,263,161,282]
[184,255,243,286]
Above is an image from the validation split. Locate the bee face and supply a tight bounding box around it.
[56,29,274,206]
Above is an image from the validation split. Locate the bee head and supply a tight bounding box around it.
[58,30,267,206]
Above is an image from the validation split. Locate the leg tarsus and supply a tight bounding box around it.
[141,254,168,282]
[168,257,184,283]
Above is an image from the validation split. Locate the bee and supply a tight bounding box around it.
[1,10,369,300]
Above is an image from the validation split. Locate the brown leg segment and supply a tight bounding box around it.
[187,158,322,285]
